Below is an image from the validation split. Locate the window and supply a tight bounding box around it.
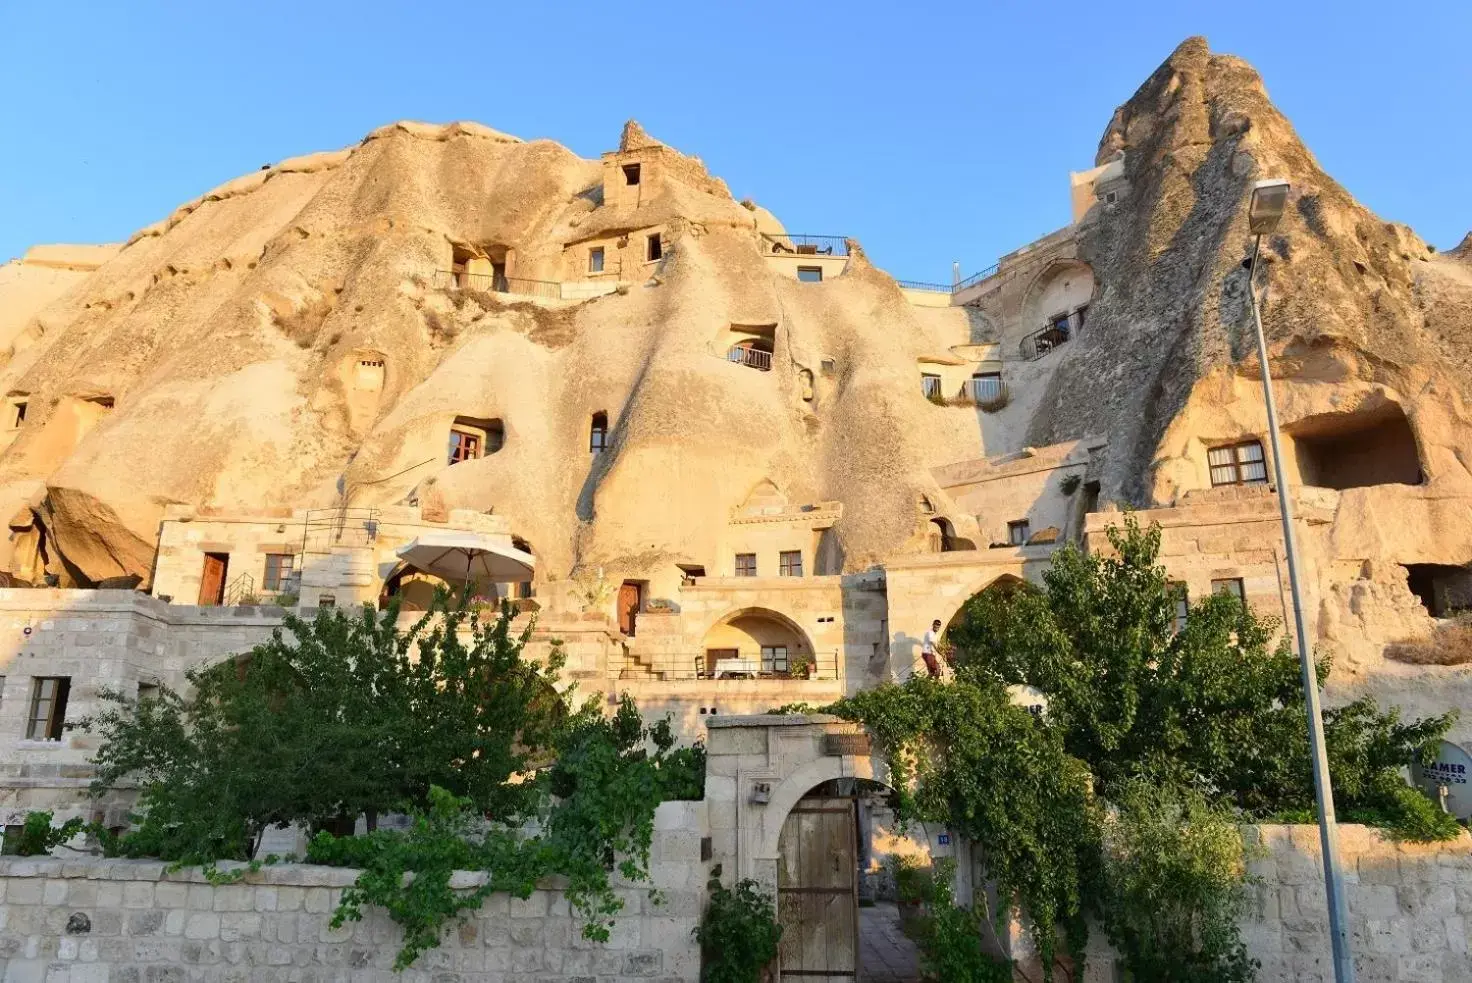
[779,551,803,577]
[622,163,641,186]
[589,412,609,456]
[26,677,70,741]
[263,553,295,592]
[137,681,160,703]
[735,553,757,577]
[588,247,605,273]
[1208,440,1267,487]
[921,374,942,399]
[1170,582,1189,633]
[796,266,823,283]
[646,233,662,262]
[448,429,482,464]
[1008,520,1031,546]
[1105,191,1117,204]
[761,646,789,673]
[970,372,1002,401]
[11,401,25,428]
[1212,578,1245,604]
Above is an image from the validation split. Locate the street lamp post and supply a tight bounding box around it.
[1244,177,1355,983]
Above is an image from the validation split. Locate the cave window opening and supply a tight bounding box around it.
[10,401,26,428]
[1402,564,1472,619]
[448,417,504,464]
[1292,407,1423,490]
[623,164,641,186]
[1008,520,1031,546]
[1208,440,1268,487]
[589,412,609,456]
[646,233,662,262]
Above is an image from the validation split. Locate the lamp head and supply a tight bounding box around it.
[1248,178,1291,236]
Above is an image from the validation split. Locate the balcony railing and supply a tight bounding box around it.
[1020,319,1074,361]
[895,279,951,293]
[301,507,380,555]
[761,234,849,258]
[617,651,839,681]
[952,263,1000,292]
[727,345,773,371]
[435,270,563,300]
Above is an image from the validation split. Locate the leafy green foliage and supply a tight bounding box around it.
[83,590,572,861]
[1096,782,1257,983]
[830,516,1459,982]
[694,865,783,983]
[6,811,86,856]
[84,592,704,968]
[948,515,1457,831]
[830,678,1098,975]
[906,867,1011,983]
[308,786,543,971]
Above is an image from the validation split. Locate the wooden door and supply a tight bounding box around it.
[198,553,228,606]
[777,795,859,981]
[617,581,642,636]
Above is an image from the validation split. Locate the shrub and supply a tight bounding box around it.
[1096,782,1257,983]
[694,865,783,983]
[1386,615,1472,666]
[6,811,86,856]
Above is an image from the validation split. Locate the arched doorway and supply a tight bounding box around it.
[701,607,819,678]
[777,777,924,982]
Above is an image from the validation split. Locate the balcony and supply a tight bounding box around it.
[434,269,563,300]
[760,234,849,257]
[617,650,839,681]
[727,344,773,372]
[1020,316,1076,360]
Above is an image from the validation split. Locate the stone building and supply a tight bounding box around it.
[1,37,1470,857]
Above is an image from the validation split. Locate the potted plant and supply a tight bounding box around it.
[789,650,816,679]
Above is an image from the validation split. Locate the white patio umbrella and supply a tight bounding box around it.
[394,532,534,588]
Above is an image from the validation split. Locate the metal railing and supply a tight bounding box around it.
[727,345,773,371]
[223,573,256,606]
[895,279,951,293]
[1020,321,1072,360]
[952,263,1000,292]
[617,651,839,681]
[760,234,849,258]
[301,507,381,555]
[434,270,563,300]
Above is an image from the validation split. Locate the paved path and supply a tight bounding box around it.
[858,901,922,982]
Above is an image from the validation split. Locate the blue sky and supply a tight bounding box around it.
[2,1,1468,281]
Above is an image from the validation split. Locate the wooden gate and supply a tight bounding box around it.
[617,581,642,636]
[777,794,859,981]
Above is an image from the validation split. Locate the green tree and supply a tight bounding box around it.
[830,678,1099,976]
[84,590,575,860]
[947,515,1457,832]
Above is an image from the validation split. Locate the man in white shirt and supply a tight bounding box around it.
[920,619,942,678]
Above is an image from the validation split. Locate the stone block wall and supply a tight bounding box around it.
[0,802,708,983]
[1073,824,1472,983]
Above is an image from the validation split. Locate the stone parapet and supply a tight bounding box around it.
[0,801,707,982]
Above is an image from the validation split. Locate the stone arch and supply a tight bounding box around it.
[1018,258,1095,329]
[933,569,1033,638]
[944,572,1028,633]
[701,606,817,674]
[753,754,888,867]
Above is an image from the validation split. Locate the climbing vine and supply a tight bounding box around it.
[826,516,1460,982]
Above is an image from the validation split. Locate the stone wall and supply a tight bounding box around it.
[0,590,284,826]
[1073,824,1472,983]
[0,802,708,983]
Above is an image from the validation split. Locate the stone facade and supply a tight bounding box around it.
[0,800,707,983]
